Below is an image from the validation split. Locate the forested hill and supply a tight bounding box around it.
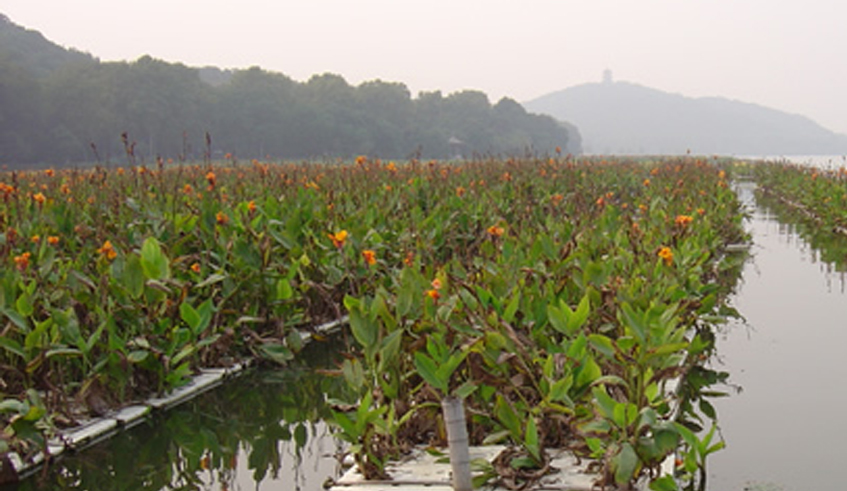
[524,80,847,156]
[0,15,577,166]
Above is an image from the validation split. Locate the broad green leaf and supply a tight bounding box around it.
[15,293,33,318]
[592,385,617,420]
[614,442,638,485]
[140,237,171,280]
[620,302,646,345]
[649,475,679,491]
[276,278,293,300]
[0,337,25,359]
[121,254,145,299]
[494,394,522,440]
[180,302,202,331]
[588,334,616,358]
[414,352,447,394]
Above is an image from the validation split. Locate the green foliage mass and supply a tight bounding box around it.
[0,16,575,166]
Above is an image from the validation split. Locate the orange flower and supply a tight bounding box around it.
[60,183,71,195]
[14,252,31,271]
[48,236,59,245]
[97,240,117,260]
[431,278,442,290]
[697,208,706,216]
[216,211,228,225]
[643,178,651,186]
[183,184,193,195]
[328,230,348,248]
[190,262,201,273]
[658,246,673,266]
[487,225,505,238]
[362,249,376,266]
[674,215,694,227]
[44,168,55,177]
[404,251,414,267]
[386,161,397,172]
[32,192,46,205]
[555,146,562,154]
[247,200,257,213]
[425,288,441,301]
[551,193,564,204]
[206,171,217,190]
[31,235,40,244]
[455,186,466,197]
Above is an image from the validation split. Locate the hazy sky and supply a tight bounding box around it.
[4,0,847,135]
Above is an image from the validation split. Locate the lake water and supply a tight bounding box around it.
[708,181,847,491]
[2,339,348,491]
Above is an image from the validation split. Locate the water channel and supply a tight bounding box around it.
[5,179,847,491]
[2,338,350,491]
[709,181,847,491]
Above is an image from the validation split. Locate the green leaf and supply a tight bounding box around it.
[614,442,638,485]
[276,278,293,300]
[0,337,25,359]
[180,302,202,331]
[259,343,294,364]
[140,237,171,280]
[649,475,679,491]
[195,273,227,288]
[2,308,29,332]
[414,352,447,393]
[123,254,145,299]
[569,294,590,333]
[503,291,521,324]
[592,385,617,420]
[15,293,33,318]
[348,300,378,351]
[524,417,541,462]
[620,302,647,345]
[494,394,522,440]
[588,334,616,358]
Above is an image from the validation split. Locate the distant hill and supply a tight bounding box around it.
[0,14,95,78]
[524,80,847,156]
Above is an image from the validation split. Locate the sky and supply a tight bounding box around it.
[4,0,847,134]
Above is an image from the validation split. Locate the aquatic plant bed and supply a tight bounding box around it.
[751,159,847,236]
[1,156,747,489]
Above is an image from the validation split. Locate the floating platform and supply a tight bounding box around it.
[330,445,600,491]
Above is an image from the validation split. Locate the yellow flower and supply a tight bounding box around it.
[658,246,673,266]
[328,230,348,248]
[216,211,228,225]
[487,225,505,238]
[97,240,117,261]
[14,252,31,271]
[362,249,376,266]
[674,215,694,227]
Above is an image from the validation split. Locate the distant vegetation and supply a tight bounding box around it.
[525,79,847,156]
[0,15,576,165]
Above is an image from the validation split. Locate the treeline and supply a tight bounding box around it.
[0,15,577,165]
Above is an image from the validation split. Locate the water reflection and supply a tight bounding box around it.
[709,182,847,491]
[4,338,351,491]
